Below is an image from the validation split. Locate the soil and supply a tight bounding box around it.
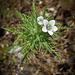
[0,0,75,75]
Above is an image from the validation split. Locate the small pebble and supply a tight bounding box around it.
[9,46,22,54]
[17,53,24,59]
[62,59,66,63]
[6,31,10,35]
[1,44,4,48]
[20,67,24,71]
[47,8,54,12]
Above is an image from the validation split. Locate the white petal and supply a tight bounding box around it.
[38,22,43,25]
[42,26,47,32]
[37,16,44,21]
[48,31,53,35]
[48,20,55,26]
[52,26,58,32]
[37,16,44,25]
[43,19,48,26]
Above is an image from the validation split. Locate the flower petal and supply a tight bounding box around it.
[52,26,58,32]
[42,26,47,32]
[48,31,53,35]
[48,20,55,26]
[37,16,44,25]
[43,19,48,26]
[37,16,44,21]
[38,22,43,25]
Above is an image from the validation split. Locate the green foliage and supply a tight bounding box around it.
[58,27,70,30]
[4,0,67,63]
[12,55,17,65]
[0,47,10,61]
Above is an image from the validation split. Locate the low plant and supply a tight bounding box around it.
[4,0,68,63]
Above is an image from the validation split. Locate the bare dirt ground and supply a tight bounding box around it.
[0,0,75,75]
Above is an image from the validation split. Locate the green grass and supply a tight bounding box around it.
[4,0,66,63]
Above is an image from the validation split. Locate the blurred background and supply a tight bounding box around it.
[0,0,75,75]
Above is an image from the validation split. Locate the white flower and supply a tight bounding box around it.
[37,16,44,25]
[42,20,58,35]
[43,19,48,26]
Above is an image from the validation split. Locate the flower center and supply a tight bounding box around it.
[46,24,52,30]
[39,19,43,22]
